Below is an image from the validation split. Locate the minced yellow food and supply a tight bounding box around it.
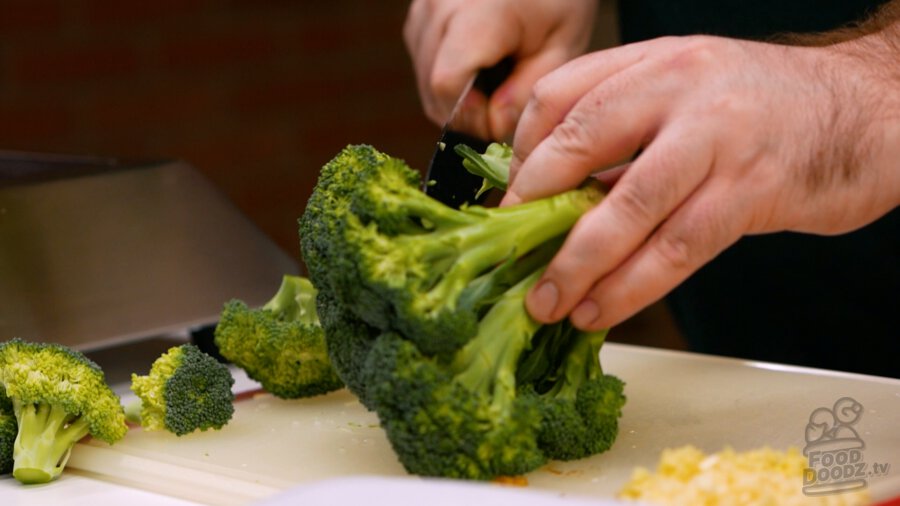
[618,446,870,506]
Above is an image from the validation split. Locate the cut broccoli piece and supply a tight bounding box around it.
[130,344,234,436]
[0,338,127,484]
[215,275,343,398]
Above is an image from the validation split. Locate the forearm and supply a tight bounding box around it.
[781,1,900,220]
[831,1,900,211]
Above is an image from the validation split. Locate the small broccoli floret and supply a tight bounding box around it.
[520,328,626,460]
[367,270,548,479]
[130,344,234,436]
[215,275,343,398]
[0,338,127,484]
[1,386,16,475]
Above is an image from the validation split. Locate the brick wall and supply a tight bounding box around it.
[0,1,627,261]
[0,1,683,349]
[0,1,437,262]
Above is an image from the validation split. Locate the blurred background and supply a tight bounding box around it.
[0,0,683,349]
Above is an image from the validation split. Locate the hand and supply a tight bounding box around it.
[501,34,900,330]
[404,0,597,140]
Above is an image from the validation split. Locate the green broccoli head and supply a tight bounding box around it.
[300,143,626,481]
[215,275,343,399]
[0,338,127,484]
[315,290,380,409]
[130,344,235,436]
[301,144,604,356]
[299,145,396,330]
[520,328,626,461]
[367,270,550,480]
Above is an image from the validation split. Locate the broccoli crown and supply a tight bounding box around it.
[300,143,625,481]
[519,327,626,461]
[367,270,549,479]
[214,275,343,399]
[131,344,235,436]
[315,290,380,409]
[300,144,604,356]
[0,338,127,484]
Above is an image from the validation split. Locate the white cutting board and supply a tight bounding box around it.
[68,344,900,505]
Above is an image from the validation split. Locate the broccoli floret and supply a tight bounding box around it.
[300,143,625,481]
[215,275,343,398]
[1,386,15,475]
[367,269,547,480]
[130,344,235,436]
[315,290,380,409]
[0,338,127,484]
[519,327,626,460]
[300,144,604,356]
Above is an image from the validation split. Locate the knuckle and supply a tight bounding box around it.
[666,35,720,71]
[527,77,557,120]
[654,229,694,271]
[547,111,596,164]
[610,182,657,226]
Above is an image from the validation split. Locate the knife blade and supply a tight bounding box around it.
[424,57,514,208]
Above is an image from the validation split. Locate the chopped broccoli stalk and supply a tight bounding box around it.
[215,275,343,399]
[0,338,127,484]
[130,344,235,436]
[455,142,511,198]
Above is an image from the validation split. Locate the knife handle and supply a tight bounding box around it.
[473,56,515,98]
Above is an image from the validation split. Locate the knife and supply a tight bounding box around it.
[423,57,514,208]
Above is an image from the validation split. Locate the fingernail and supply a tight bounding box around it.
[571,299,600,329]
[529,280,559,320]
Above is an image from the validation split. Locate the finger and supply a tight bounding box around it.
[505,38,674,192]
[525,123,715,323]
[409,4,454,125]
[486,46,572,142]
[569,180,747,330]
[502,61,664,208]
[430,6,521,124]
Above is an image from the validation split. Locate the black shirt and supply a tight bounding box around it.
[618,0,900,378]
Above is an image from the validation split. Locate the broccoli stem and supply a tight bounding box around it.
[12,401,91,484]
[263,275,320,325]
[544,329,609,401]
[413,184,603,310]
[450,269,544,409]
